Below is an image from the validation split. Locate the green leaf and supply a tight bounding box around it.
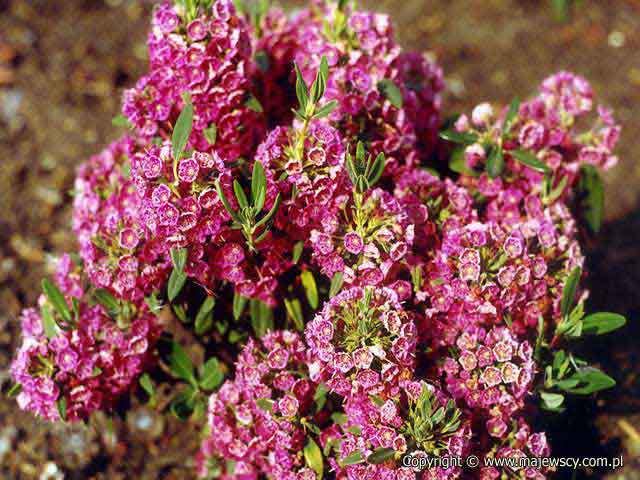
[112,114,132,128]
[449,145,477,176]
[582,312,626,335]
[510,149,550,173]
[331,412,348,425]
[367,447,396,464]
[168,270,187,302]
[42,279,72,324]
[294,62,309,112]
[204,124,217,145]
[292,241,304,264]
[172,102,194,161]
[561,267,582,319]
[367,153,385,187]
[145,292,163,314]
[215,180,242,224]
[313,100,338,119]
[167,340,197,386]
[284,297,305,331]
[170,386,197,420]
[139,373,155,398]
[310,56,328,103]
[7,382,22,397]
[250,299,274,337]
[170,247,188,273]
[439,129,479,145]
[304,438,324,478]
[200,358,224,391]
[340,451,364,466]
[56,397,67,422]
[378,79,403,109]
[313,383,328,411]
[41,305,59,339]
[94,288,120,315]
[233,293,248,320]
[579,164,604,233]
[256,398,275,412]
[251,161,267,212]
[561,367,616,395]
[503,97,520,133]
[245,94,263,113]
[486,146,504,178]
[195,296,216,335]
[254,193,281,230]
[301,270,319,309]
[540,391,565,411]
[233,180,249,210]
[329,272,344,297]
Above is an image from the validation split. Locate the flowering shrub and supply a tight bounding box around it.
[8,0,627,478]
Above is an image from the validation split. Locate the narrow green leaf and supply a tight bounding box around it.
[57,397,67,422]
[195,296,216,335]
[167,340,197,386]
[254,193,281,230]
[112,114,132,128]
[503,97,520,133]
[367,447,396,464]
[42,279,72,324]
[170,247,188,273]
[256,398,275,412]
[204,124,217,145]
[439,129,479,145]
[312,100,338,119]
[377,79,403,109]
[579,165,604,233]
[172,103,194,161]
[41,305,59,339]
[251,161,267,212]
[139,373,155,398]
[168,270,187,302]
[250,299,274,337]
[94,289,120,315]
[215,180,242,224]
[245,94,264,113]
[540,391,565,410]
[292,241,304,264]
[284,297,305,332]
[170,386,197,420]
[233,292,248,320]
[200,358,224,391]
[510,149,550,173]
[367,153,385,187]
[301,270,319,309]
[486,146,504,178]
[561,267,582,319]
[562,367,616,395]
[7,382,22,397]
[304,438,324,478]
[582,312,626,335]
[329,272,344,297]
[340,451,364,466]
[449,145,477,176]
[233,180,249,209]
[294,62,309,112]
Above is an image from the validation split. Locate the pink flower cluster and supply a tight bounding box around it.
[11,257,160,421]
[199,331,318,479]
[11,1,623,479]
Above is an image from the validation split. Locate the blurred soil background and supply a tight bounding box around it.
[0,0,639,478]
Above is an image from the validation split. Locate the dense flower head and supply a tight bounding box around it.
[327,382,471,480]
[293,2,444,174]
[310,188,414,285]
[255,121,349,239]
[456,72,620,207]
[11,268,160,422]
[306,286,417,397]
[201,331,319,479]
[72,136,171,301]
[122,0,263,159]
[418,213,584,341]
[440,326,535,434]
[479,417,552,480]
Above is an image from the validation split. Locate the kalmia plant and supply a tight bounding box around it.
[6,0,627,478]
